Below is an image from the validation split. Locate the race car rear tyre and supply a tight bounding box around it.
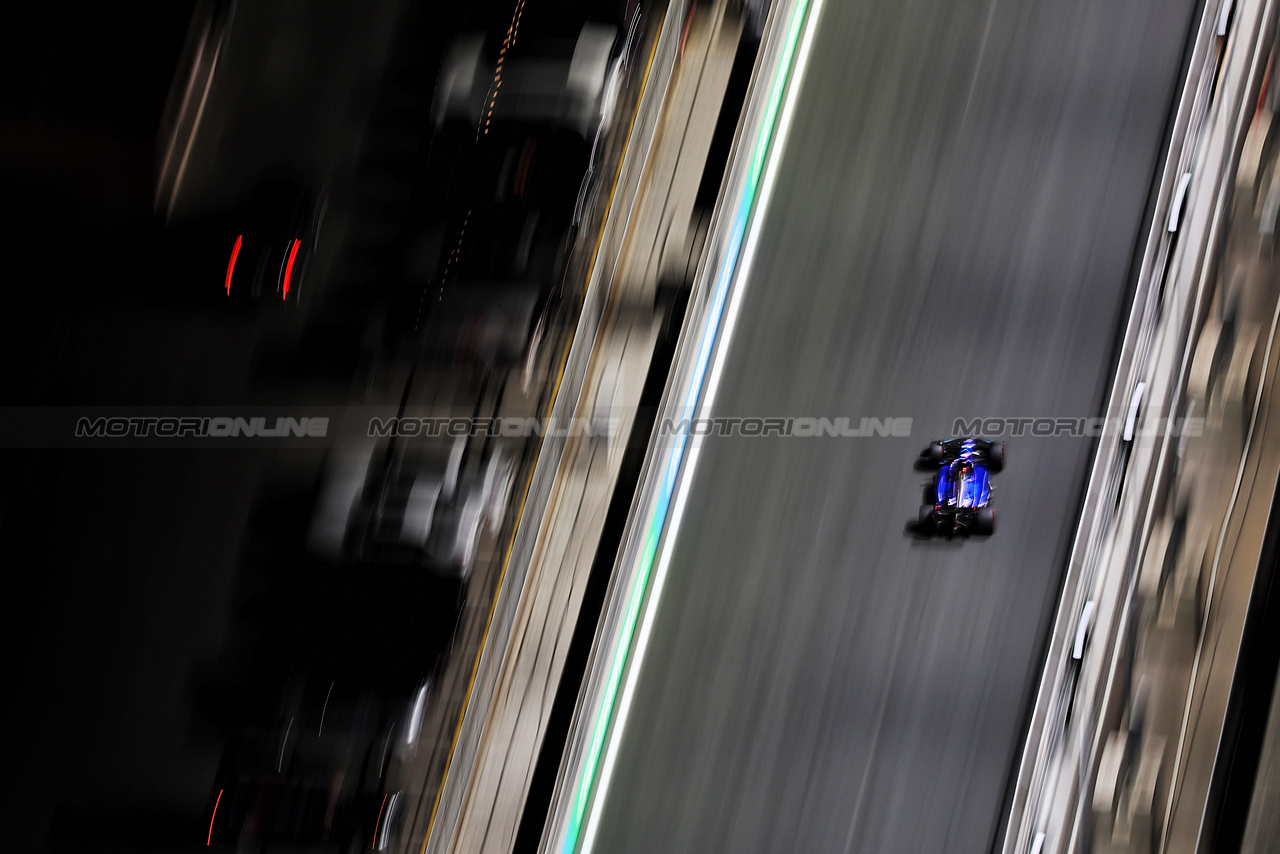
[926,441,945,466]
[918,504,935,531]
[975,508,995,535]
[986,442,1005,473]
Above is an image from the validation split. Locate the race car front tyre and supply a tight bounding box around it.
[975,508,995,535]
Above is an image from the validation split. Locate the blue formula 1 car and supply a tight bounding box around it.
[917,438,1005,536]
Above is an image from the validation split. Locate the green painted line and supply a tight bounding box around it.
[559,2,814,852]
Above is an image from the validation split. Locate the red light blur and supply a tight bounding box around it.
[372,793,388,850]
[282,238,301,301]
[225,236,242,296]
[207,788,223,845]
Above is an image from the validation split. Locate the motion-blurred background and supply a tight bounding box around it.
[3,2,1280,854]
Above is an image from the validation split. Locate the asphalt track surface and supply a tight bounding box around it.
[589,1,1198,852]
